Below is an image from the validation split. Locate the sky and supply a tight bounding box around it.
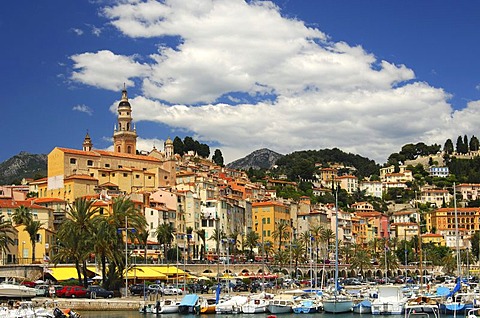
[2,0,480,165]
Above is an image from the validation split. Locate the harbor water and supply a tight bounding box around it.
[77,312,467,318]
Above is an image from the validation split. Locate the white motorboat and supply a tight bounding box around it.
[216,295,248,314]
[267,295,296,314]
[0,281,37,298]
[292,297,322,313]
[242,296,269,313]
[352,299,372,314]
[371,285,407,315]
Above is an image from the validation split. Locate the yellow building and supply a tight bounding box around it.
[17,224,55,264]
[252,201,291,251]
[421,233,445,246]
[41,88,176,202]
[428,207,480,233]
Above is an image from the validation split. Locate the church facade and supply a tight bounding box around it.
[40,88,176,202]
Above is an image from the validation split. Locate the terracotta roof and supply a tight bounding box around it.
[32,198,66,204]
[0,200,49,210]
[99,182,118,187]
[56,147,101,157]
[252,201,286,208]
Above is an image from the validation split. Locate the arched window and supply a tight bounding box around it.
[127,146,131,154]
[117,146,121,152]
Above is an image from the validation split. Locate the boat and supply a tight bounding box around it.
[352,299,372,314]
[439,291,476,314]
[196,297,217,314]
[178,294,199,314]
[404,300,440,318]
[371,285,407,315]
[404,296,439,315]
[242,295,269,313]
[0,281,37,298]
[466,308,480,318]
[322,190,354,314]
[216,295,248,314]
[267,295,296,314]
[292,298,322,314]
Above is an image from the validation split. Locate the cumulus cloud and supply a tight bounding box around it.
[70,0,480,164]
[72,104,93,116]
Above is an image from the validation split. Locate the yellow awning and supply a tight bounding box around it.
[48,266,95,281]
[152,266,186,275]
[126,266,167,280]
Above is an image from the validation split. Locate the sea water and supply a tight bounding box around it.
[78,312,463,318]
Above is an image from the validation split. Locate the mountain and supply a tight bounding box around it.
[0,151,47,185]
[227,148,284,170]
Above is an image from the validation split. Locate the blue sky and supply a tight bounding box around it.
[2,0,480,165]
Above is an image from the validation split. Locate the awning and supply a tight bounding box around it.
[179,294,199,306]
[153,266,186,275]
[126,266,167,280]
[48,267,95,281]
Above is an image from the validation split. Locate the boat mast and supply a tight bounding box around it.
[453,182,461,277]
[334,187,339,297]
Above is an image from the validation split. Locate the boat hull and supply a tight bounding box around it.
[323,298,354,313]
[371,302,404,315]
[242,304,267,313]
[267,304,292,314]
[353,300,372,314]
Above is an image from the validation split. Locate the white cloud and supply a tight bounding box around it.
[72,104,93,115]
[70,0,480,164]
[71,28,84,36]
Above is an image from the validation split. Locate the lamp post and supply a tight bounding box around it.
[255,218,265,292]
[118,215,135,297]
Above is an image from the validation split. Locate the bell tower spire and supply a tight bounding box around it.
[113,85,137,154]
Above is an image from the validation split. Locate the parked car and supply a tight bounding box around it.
[129,284,148,296]
[163,285,182,295]
[35,284,49,297]
[147,284,163,294]
[86,285,114,298]
[56,285,87,298]
[232,283,249,292]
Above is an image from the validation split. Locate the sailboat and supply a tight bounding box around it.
[322,189,354,313]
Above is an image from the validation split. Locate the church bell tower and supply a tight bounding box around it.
[113,86,137,154]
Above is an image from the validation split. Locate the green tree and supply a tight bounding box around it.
[183,136,196,153]
[444,139,454,154]
[186,227,193,262]
[55,197,99,287]
[13,205,32,225]
[245,230,259,260]
[156,223,175,263]
[196,229,206,261]
[25,219,42,262]
[350,249,371,273]
[212,149,224,166]
[272,220,290,252]
[173,136,185,155]
[0,216,15,258]
[470,135,480,152]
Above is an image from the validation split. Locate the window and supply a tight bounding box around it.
[136,175,140,179]
[148,176,152,180]
[112,173,115,177]
[118,165,123,168]
[87,160,93,166]
[123,173,128,177]
[150,211,153,216]
[202,219,208,227]
[70,158,77,164]
[101,173,106,177]
[105,163,110,168]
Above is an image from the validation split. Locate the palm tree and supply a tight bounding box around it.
[58,197,99,287]
[195,229,206,261]
[156,223,175,263]
[25,219,42,262]
[321,228,335,261]
[350,249,371,273]
[13,205,31,225]
[272,220,290,252]
[228,228,241,262]
[138,230,149,264]
[92,216,117,288]
[310,224,324,263]
[290,239,306,279]
[186,227,193,262]
[209,228,226,258]
[0,216,15,261]
[245,230,259,260]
